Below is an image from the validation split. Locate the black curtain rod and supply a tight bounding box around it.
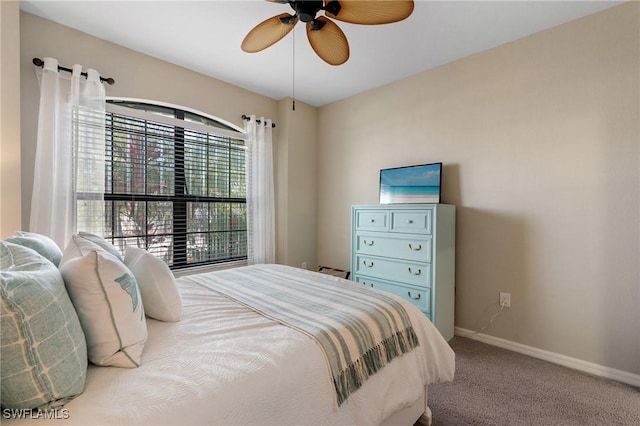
[32,58,115,85]
[242,114,276,128]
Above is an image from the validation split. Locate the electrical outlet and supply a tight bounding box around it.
[301,262,307,270]
[500,292,511,308]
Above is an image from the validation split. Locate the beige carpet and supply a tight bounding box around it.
[428,337,640,425]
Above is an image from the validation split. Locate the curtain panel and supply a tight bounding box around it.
[245,115,275,264]
[30,58,106,248]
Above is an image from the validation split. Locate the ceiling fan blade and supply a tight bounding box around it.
[324,0,414,25]
[241,13,298,53]
[306,17,349,66]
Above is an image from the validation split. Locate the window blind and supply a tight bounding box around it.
[76,101,248,269]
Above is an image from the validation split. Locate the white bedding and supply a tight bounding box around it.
[4,265,454,425]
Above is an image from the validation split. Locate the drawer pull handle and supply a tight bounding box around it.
[406,219,413,224]
[363,240,374,246]
[363,260,374,267]
[369,219,375,223]
[407,291,421,300]
[408,243,422,251]
[408,267,422,275]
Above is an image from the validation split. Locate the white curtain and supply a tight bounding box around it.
[245,115,275,264]
[30,57,106,248]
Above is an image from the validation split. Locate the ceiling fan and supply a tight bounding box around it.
[241,0,415,66]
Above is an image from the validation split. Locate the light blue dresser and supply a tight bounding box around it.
[351,204,456,340]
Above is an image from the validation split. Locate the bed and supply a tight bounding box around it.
[1,235,454,426]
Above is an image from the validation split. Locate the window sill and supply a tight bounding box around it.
[172,260,248,278]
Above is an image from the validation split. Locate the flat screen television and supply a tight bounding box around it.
[379,162,442,204]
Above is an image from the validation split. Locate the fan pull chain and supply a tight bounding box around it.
[292,27,296,111]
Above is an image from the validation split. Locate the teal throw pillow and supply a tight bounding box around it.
[5,232,63,267]
[0,242,87,409]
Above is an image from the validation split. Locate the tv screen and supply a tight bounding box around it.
[379,162,442,204]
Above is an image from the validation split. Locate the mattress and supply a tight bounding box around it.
[3,265,454,425]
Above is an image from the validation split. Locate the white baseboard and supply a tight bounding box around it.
[455,327,640,388]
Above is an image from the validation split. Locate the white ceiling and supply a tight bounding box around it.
[20,0,623,107]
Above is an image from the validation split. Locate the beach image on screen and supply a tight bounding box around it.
[379,163,441,204]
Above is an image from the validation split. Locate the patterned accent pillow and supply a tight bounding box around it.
[60,249,147,368]
[5,232,63,267]
[0,242,87,409]
[124,247,182,322]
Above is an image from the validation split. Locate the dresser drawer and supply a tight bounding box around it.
[390,210,432,234]
[354,233,432,263]
[354,255,431,288]
[355,209,389,231]
[355,275,431,314]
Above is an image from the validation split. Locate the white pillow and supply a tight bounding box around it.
[61,233,122,265]
[124,247,182,322]
[77,232,123,261]
[60,250,147,368]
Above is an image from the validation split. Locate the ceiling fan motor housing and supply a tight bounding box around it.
[291,0,325,22]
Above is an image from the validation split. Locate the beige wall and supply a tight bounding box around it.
[0,1,22,238]
[318,3,639,375]
[17,11,318,268]
[276,97,318,269]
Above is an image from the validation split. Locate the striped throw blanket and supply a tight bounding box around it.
[188,264,420,406]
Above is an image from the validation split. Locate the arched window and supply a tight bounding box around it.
[77,99,248,269]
